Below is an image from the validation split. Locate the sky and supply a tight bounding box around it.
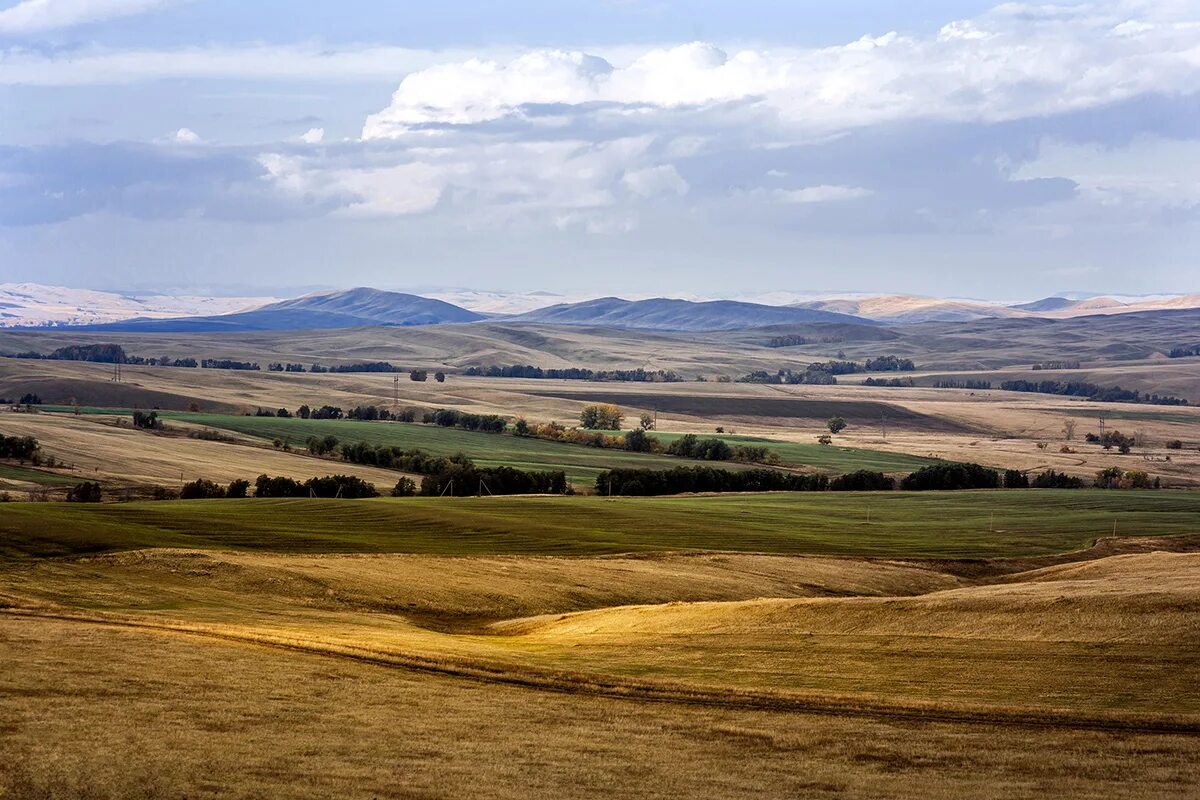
[0,0,1198,300]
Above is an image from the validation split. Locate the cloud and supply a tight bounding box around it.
[621,164,688,197]
[299,128,324,144]
[362,6,1200,139]
[0,0,179,34]
[172,127,201,144]
[774,185,872,204]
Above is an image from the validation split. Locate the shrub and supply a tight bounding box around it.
[66,481,102,503]
[180,479,226,500]
[1166,440,1183,450]
[827,417,847,434]
[900,463,999,491]
[391,477,417,497]
[830,470,894,491]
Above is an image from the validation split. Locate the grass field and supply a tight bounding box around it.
[1,490,1197,560]
[0,463,83,487]
[42,407,944,483]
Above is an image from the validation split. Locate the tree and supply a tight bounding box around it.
[639,412,655,431]
[1063,419,1077,441]
[227,479,250,498]
[434,371,446,383]
[827,417,847,434]
[180,479,226,499]
[66,481,102,503]
[132,410,162,430]
[297,404,311,419]
[514,419,530,437]
[391,477,417,497]
[580,403,623,430]
[410,370,428,382]
[624,428,657,453]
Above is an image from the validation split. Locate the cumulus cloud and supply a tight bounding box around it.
[172,127,201,144]
[0,0,180,34]
[362,7,1200,139]
[299,128,324,144]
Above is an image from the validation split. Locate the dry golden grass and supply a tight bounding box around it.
[0,412,410,490]
[5,617,1199,800]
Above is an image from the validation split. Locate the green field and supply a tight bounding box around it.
[0,463,83,487]
[1,490,1196,560]
[595,430,940,472]
[44,406,940,482]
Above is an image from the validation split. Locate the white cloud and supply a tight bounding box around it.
[172,127,201,143]
[362,6,1200,139]
[299,127,324,144]
[0,0,179,34]
[620,164,688,197]
[774,185,873,204]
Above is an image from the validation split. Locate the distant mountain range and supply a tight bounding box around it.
[58,288,485,333]
[3,283,1198,333]
[510,297,871,330]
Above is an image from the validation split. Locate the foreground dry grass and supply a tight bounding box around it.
[3,616,1199,800]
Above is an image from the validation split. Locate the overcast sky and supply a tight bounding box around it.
[0,0,1197,299]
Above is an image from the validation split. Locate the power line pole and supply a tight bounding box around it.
[393,375,399,409]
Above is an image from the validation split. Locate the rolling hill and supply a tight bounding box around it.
[513,297,871,331]
[65,288,485,333]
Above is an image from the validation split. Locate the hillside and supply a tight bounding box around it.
[514,297,870,331]
[68,288,485,332]
[0,283,274,328]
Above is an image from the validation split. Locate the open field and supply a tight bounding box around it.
[2,491,1198,559]
[3,320,1200,798]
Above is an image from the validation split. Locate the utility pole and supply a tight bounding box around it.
[881,411,887,440]
[393,375,399,409]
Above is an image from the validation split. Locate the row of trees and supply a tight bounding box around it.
[596,460,1162,497]
[463,365,684,382]
[425,408,506,432]
[0,434,40,461]
[934,379,992,390]
[1168,346,1199,358]
[1000,379,1189,406]
[862,377,914,388]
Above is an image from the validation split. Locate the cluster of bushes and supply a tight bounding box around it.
[420,464,568,496]
[463,365,684,382]
[899,463,1000,490]
[597,466,830,496]
[1000,380,1188,406]
[1084,430,1136,453]
[201,359,260,371]
[1168,346,1199,359]
[1032,360,1081,370]
[65,481,103,502]
[310,361,403,374]
[338,441,473,475]
[180,478,251,499]
[737,366,837,385]
[253,474,380,498]
[0,434,40,461]
[663,434,776,464]
[132,411,163,430]
[5,393,44,405]
[268,363,306,372]
[862,377,914,388]
[1094,468,1159,489]
[1001,469,1086,489]
[934,379,992,390]
[424,408,506,433]
[864,355,916,371]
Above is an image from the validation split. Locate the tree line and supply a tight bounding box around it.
[595,460,1162,496]
[463,365,684,382]
[1000,379,1189,406]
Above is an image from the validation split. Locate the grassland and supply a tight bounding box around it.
[1,490,1197,560]
[0,463,82,487]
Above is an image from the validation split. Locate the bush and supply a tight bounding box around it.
[421,465,567,496]
[0,434,40,461]
[410,370,428,382]
[132,411,162,430]
[227,479,250,498]
[1030,470,1084,489]
[827,417,847,434]
[596,466,829,496]
[66,481,102,502]
[1002,469,1029,489]
[900,463,999,491]
[391,477,417,497]
[1166,440,1183,450]
[830,470,894,491]
[623,428,658,453]
[180,479,226,499]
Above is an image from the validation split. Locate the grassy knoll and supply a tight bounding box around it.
[1,490,1196,560]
